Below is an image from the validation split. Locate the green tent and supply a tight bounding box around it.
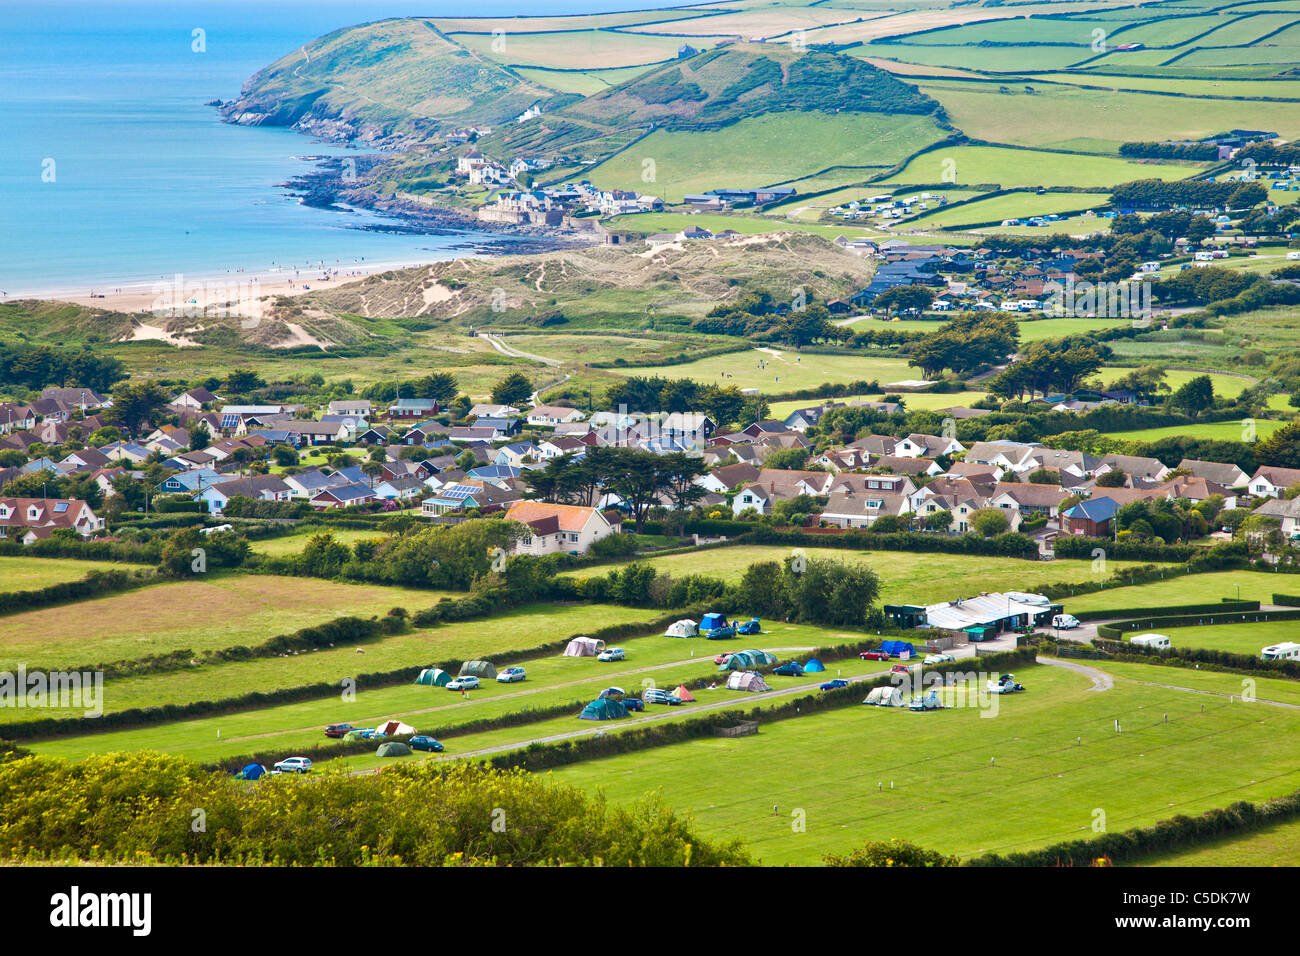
[376,741,411,757]
[718,649,778,671]
[459,660,498,679]
[579,698,629,721]
[414,667,451,686]
[342,730,366,742]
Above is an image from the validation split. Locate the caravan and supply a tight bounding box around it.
[1130,633,1171,650]
[1261,642,1300,662]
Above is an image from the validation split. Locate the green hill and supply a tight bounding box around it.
[219,18,572,145]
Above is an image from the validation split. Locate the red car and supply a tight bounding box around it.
[324,723,355,739]
[713,653,733,665]
[859,651,890,661]
[890,664,913,674]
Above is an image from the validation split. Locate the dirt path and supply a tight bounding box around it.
[481,333,562,367]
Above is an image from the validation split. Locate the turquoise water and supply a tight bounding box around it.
[0,0,676,294]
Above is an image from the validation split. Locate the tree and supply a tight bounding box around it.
[923,508,952,532]
[873,285,933,315]
[223,368,265,394]
[1108,365,1169,402]
[657,452,707,530]
[606,449,669,534]
[189,421,211,451]
[301,532,352,578]
[971,508,1010,537]
[1170,374,1215,416]
[1256,419,1300,469]
[107,381,167,435]
[491,372,532,407]
[1095,468,1127,487]
[361,459,385,489]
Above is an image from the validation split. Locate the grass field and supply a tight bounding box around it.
[880,145,1196,190]
[565,545,1142,605]
[1121,618,1300,657]
[550,659,1300,862]
[902,190,1110,229]
[249,528,383,557]
[624,348,920,392]
[608,211,888,242]
[26,621,844,763]
[1137,817,1300,866]
[0,573,455,672]
[0,556,126,593]
[586,110,946,203]
[765,390,989,417]
[1106,418,1283,443]
[1061,570,1286,614]
[1,602,665,727]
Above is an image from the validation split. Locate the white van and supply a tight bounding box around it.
[1261,642,1300,662]
[1131,633,1171,650]
[1052,614,1080,629]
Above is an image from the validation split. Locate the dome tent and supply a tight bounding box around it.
[664,619,698,638]
[342,730,367,742]
[376,741,411,757]
[579,698,629,720]
[236,763,266,780]
[803,658,826,673]
[414,667,451,686]
[673,685,696,702]
[459,660,498,679]
[563,636,606,657]
[864,686,905,707]
[718,649,778,671]
[725,670,770,693]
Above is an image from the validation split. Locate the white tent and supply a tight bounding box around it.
[374,719,416,736]
[664,619,698,638]
[863,686,905,707]
[563,636,606,657]
[725,670,770,693]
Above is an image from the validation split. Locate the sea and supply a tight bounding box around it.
[0,0,681,296]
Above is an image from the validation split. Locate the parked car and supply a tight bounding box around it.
[988,673,1025,694]
[273,757,313,774]
[496,666,527,683]
[771,661,804,677]
[890,663,913,674]
[622,697,645,712]
[1052,614,1080,629]
[924,653,956,665]
[643,688,683,706]
[324,723,355,739]
[859,650,889,661]
[713,652,733,665]
[820,679,850,691]
[597,647,626,662]
[409,735,444,753]
[447,676,481,691]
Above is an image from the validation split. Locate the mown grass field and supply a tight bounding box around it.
[881,145,1196,190]
[1136,817,1300,866]
[566,545,1142,605]
[765,389,989,417]
[587,111,946,203]
[1061,571,1286,615]
[249,528,383,557]
[550,659,1300,863]
[0,556,126,593]
[625,348,920,392]
[1121,619,1300,657]
[1106,418,1283,443]
[27,621,846,763]
[0,573,455,672]
[902,190,1109,229]
[0,603,663,724]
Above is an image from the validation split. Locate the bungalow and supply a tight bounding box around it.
[898,433,965,459]
[219,405,285,430]
[697,462,761,495]
[358,425,395,445]
[468,403,520,419]
[388,398,440,419]
[1252,496,1300,539]
[402,421,447,446]
[473,417,524,440]
[526,405,585,426]
[310,482,378,510]
[0,403,37,434]
[782,405,840,432]
[282,468,340,499]
[1097,454,1170,484]
[373,475,427,502]
[196,475,293,514]
[170,386,219,409]
[285,421,350,446]
[421,481,522,515]
[988,482,1073,525]
[327,399,373,417]
[505,501,616,556]
[870,455,942,478]
[449,426,498,444]
[100,441,152,465]
[1177,459,1249,489]
[1248,466,1300,499]
[661,412,715,445]
[536,435,588,461]
[494,442,538,468]
[820,491,909,529]
[60,448,112,472]
[0,497,104,542]
[158,467,221,494]
[1062,496,1120,537]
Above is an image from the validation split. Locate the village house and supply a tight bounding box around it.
[1248,466,1300,499]
[196,475,293,514]
[820,491,910,529]
[0,497,104,542]
[1177,459,1250,489]
[505,501,617,556]
[526,405,585,427]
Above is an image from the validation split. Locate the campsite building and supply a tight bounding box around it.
[884,591,1061,641]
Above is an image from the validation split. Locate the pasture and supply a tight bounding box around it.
[1106,418,1282,443]
[0,556,126,593]
[1061,571,1286,615]
[624,348,920,392]
[1120,618,1300,658]
[564,544,1142,605]
[550,660,1300,863]
[882,145,1195,190]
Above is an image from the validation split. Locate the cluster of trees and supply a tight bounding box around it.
[985,342,1106,400]
[0,344,124,393]
[1155,266,1259,307]
[527,447,706,533]
[1111,210,1215,243]
[362,372,458,404]
[603,376,763,427]
[0,753,746,866]
[872,285,939,315]
[1118,141,1221,161]
[908,313,1019,378]
[1110,178,1267,211]
[693,291,842,347]
[1235,142,1300,166]
[737,555,882,627]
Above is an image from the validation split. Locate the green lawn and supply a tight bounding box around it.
[0,556,125,593]
[881,145,1197,190]
[1,603,664,725]
[1062,571,1286,615]
[28,621,846,764]
[904,191,1110,230]
[550,660,1300,862]
[1107,419,1283,443]
[0,573,455,672]
[1121,618,1300,658]
[624,348,920,393]
[1136,817,1300,866]
[566,545,1142,605]
[765,390,990,417]
[587,110,946,204]
[250,528,386,558]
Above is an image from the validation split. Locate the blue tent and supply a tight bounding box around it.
[579,698,629,721]
[803,658,826,673]
[881,640,915,657]
[236,763,266,781]
[700,612,728,631]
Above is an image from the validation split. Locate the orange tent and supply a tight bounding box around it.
[673,685,697,702]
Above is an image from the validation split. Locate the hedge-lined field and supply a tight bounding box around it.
[550,660,1300,863]
[1121,618,1300,657]
[1062,571,1285,615]
[1137,817,1300,866]
[26,621,842,763]
[0,556,123,593]
[566,545,1142,605]
[0,573,454,672]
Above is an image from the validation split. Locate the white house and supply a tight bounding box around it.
[505,502,616,555]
